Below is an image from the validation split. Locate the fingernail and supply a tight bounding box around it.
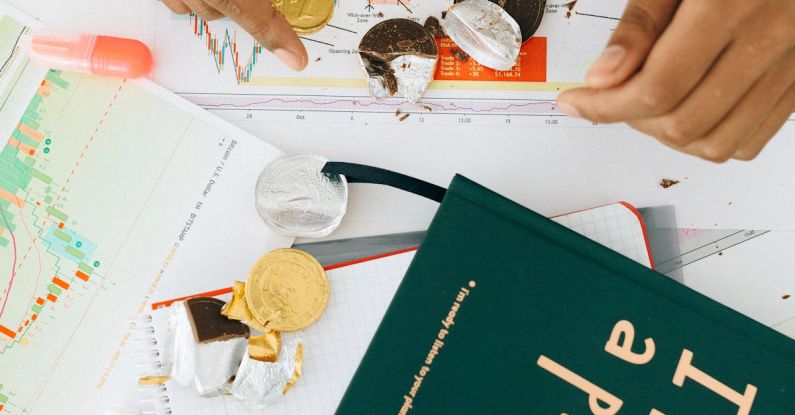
[586,45,625,81]
[556,101,581,118]
[274,48,307,71]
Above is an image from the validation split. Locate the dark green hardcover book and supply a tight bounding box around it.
[336,175,795,414]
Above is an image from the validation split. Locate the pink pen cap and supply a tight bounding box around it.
[28,30,153,78]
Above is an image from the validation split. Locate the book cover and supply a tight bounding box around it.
[336,175,795,414]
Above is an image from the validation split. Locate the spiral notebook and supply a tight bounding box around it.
[133,202,653,414]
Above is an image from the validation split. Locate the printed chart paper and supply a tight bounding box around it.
[0,6,291,414]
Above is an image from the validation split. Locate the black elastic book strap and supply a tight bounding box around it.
[322,162,447,203]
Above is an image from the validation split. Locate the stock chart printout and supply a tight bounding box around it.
[151,0,625,119]
[0,7,290,414]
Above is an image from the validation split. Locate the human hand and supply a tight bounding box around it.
[161,0,308,71]
[556,0,795,162]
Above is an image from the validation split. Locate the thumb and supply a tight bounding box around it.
[585,0,678,88]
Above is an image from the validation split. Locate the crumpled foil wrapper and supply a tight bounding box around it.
[167,302,247,396]
[441,0,522,70]
[232,338,303,409]
[255,154,348,239]
[365,55,438,103]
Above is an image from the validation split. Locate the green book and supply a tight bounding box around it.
[336,175,795,414]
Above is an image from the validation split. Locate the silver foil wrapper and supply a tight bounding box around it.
[255,154,348,239]
[231,338,303,409]
[364,55,438,103]
[167,302,247,396]
[442,0,522,70]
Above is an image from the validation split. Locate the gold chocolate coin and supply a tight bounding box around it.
[245,249,330,332]
[270,0,335,34]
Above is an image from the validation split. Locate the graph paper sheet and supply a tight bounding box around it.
[143,202,650,414]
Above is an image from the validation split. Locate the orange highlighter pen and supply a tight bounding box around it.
[28,30,153,78]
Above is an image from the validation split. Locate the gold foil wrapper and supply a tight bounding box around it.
[246,316,271,333]
[282,341,304,395]
[245,249,330,332]
[221,281,275,333]
[248,331,282,363]
[221,281,251,321]
[269,0,335,34]
[138,375,170,386]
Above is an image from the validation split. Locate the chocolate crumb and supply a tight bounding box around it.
[395,109,401,117]
[451,47,469,62]
[565,0,578,18]
[399,113,410,121]
[441,11,447,19]
[376,11,384,17]
[718,252,723,256]
[660,179,680,188]
[315,57,321,62]
[422,104,433,112]
[783,294,791,300]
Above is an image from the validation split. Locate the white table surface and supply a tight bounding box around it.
[4,2,795,414]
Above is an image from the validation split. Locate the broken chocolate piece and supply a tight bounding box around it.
[489,0,545,42]
[359,19,437,61]
[359,19,439,102]
[660,179,680,189]
[424,16,445,37]
[169,301,247,396]
[450,47,469,62]
[185,297,250,343]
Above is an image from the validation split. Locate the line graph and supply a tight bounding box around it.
[0,70,104,354]
[184,92,795,128]
[0,207,18,320]
[188,13,265,84]
[183,93,560,115]
[0,69,122,414]
[0,15,26,80]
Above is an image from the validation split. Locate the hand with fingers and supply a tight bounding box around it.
[161,0,308,71]
[557,0,795,162]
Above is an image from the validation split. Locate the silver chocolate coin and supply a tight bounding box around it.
[255,154,348,238]
[442,0,522,71]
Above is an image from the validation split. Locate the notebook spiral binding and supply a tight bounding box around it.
[132,314,173,415]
